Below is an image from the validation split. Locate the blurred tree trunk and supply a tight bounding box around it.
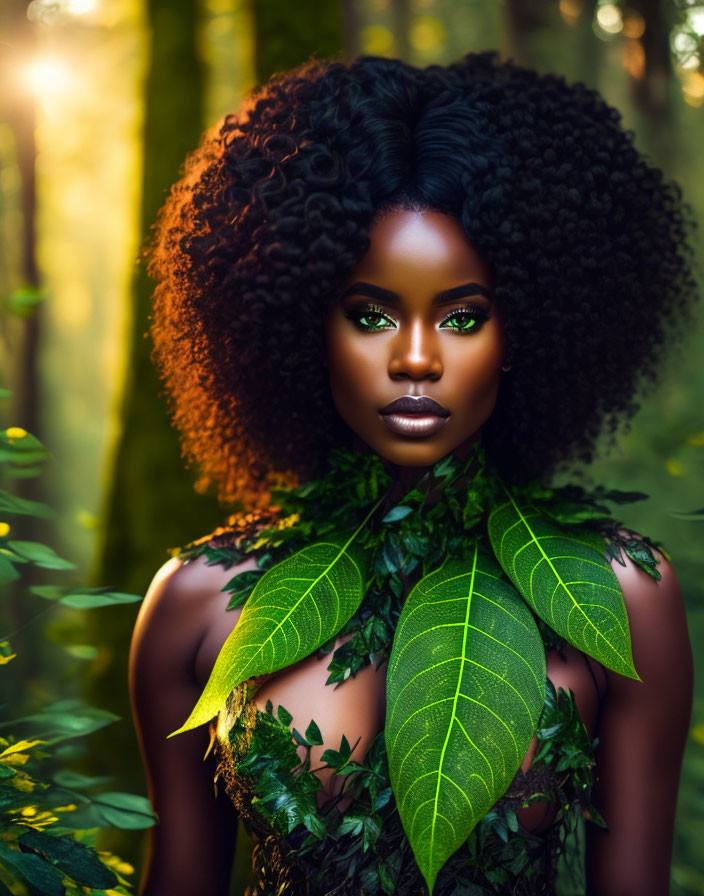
[87,0,222,865]
[574,0,600,86]
[342,0,361,58]
[627,0,674,165]
[391,0,410,61]
[504,0,552,66]
[503,0,602,88]
[0,0,46,689]
[252,0,344,82]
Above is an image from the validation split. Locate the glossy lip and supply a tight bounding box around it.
[380,413,449,437]
[379,395,450,416]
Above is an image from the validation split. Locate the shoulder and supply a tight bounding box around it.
[606,529,693,702]
[130,552,257,676]
[136,554,229,632]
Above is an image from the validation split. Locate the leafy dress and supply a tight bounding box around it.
[171,445,663,896]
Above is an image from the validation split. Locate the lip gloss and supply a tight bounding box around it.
[380,414,449,437]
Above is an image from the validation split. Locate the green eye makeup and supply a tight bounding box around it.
[345,303,490,334]
[345,303,397,332]
[439,306,490,333]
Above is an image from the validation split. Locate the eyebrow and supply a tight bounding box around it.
[340,281,492,305]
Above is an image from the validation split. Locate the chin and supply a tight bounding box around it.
[366,438,460,468]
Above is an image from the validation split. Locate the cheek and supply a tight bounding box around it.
[452,338,504,407]
[325,326,385,400]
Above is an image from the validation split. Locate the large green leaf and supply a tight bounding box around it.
[385,544,545,894]
[488,488,638,679]
[0,841,64,896]
[172,502,381,736]
[19,829,118,889]
[7,540,77,571]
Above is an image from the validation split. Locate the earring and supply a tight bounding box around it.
[501,362,512,372]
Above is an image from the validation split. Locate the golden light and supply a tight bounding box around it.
[361,25,394,56]
[20,56,73,100]
[65,0,97,13]
[27,0,98,21]
[559,0,584,27]
[410,16,446,53]
[596,4,623,36]
[682,71,704,107]
[622,9,645,40]
[623,38,646,81]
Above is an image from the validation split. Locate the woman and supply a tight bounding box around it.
[130,53,695,895]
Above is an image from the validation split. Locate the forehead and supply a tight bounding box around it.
[347,209,491,287]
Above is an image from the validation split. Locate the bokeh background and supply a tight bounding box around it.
[1,0,703,892]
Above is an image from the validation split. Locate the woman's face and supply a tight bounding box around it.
[324,209,507,468]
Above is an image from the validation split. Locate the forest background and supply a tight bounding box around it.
[1,0,703,893]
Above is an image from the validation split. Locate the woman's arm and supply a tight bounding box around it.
[129,557,239,896]
[585,548,694,896]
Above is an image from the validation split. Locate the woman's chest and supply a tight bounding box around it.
[195,575,605,830]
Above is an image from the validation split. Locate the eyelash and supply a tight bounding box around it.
[345,303,490,334]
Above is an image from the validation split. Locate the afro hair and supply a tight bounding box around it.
[147,52,698,507]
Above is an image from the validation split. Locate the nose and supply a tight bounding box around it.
[388,318,443,381]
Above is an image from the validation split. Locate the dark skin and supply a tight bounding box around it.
[130,210,693,895]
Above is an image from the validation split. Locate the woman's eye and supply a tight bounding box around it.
[345,305,396,332]
[439,308,489,333]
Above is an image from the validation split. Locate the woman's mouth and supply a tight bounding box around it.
[378,395,450,438]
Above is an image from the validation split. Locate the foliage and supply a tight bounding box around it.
[0,412,155,895]
[176,442,663,892]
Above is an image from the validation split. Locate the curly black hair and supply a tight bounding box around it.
[148,52,698,507]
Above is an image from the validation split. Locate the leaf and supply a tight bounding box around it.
[223,569,263,610]
[52,769,112,789]
[670,507,704,521]
[5,286,47,315]
[90,792,157,829]
[0,429,50,467]
[0,640,15,665]
[488,489,638,679]
[7,540,77,571]
[0,554,20,586]
[0,739,45,757]
[0,841,64,896]
[172,500,382,736]
[0,490,55,518]
[0,700,119,742]
[277,705,293,727]
[29,585,142,608]
[19,829,118,889]
[64,644,99,660]
[305,720,323,746]
[385,545,545,894]
[381,505,413,524]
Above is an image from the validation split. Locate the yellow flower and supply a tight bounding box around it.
[690,723,704,745]
[665,458,684,477]
[0,523,9,537]
[5,427,27,439]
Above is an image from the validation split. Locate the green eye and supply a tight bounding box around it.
[346,304,396,332]
[439,308,489,333]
